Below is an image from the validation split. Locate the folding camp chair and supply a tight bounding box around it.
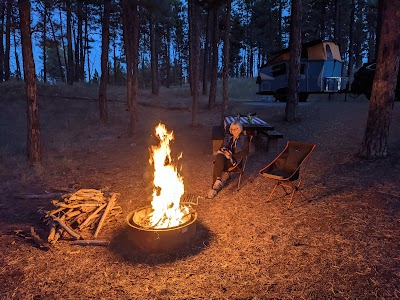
[259,141,316,208]
[217,135,253,191]
[227,155,248,191]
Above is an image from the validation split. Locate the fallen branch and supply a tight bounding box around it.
[79,202,108,230]
[51,216,81,240]
[94,193,118,237]
[30,227,50,250]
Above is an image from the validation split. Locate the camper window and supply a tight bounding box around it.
[326,45,333,59]
[272,63,286,77]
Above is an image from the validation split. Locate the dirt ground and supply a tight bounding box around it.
[0,82,399,299]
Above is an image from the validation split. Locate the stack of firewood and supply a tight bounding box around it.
[41,189,121,245]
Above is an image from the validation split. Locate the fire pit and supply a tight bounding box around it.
[126,123,198,253]
[126,204,197,253]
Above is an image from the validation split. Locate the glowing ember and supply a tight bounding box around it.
[147,123,189,229]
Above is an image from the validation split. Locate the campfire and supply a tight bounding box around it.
[126,123,197,252]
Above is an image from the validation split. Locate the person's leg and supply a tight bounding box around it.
[213,154,226,183]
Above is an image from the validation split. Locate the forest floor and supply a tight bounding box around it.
[0,81,399,299]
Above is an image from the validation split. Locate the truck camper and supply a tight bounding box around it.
[256,40,348,101]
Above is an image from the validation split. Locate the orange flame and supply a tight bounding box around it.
[148,123,189,228]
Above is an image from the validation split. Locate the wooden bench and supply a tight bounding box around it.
[259,130,284,152]
[212,126,225,155]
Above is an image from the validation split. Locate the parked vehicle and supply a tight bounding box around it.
[351,61,400,100]
[256,40,348,102]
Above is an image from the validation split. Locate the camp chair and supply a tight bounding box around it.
[259,141,316,208]
[228,135,253,191]
[215,135,252,191]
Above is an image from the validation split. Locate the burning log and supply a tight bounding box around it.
[41,189,120,246]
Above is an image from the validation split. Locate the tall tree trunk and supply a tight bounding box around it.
[202,6,212,95]
[66,0,74,85]
[85,17,90,81]
[359,0,400,159]
[113,40,117,84]
[130,0,139,135]
[99,0,111,122]
[122,0,132,110]
[122,0,138,135]
[208,5,218,109]
[347,0,355,80]
[13,30,21,80]
[79,2,84,81]
[42,3,47,83]
[4,0,11,81]
[0,2,4,82]
[190,0,200,126]
[150,13,158,95]
[165,29,171,88]
[221,0,231,120]
[375,0,384,61]
[48,11,64,81]
[278,0,283,49]
[333,0,339,41]
[18,0,41,163]
[249,46,253,78]
[59,9,68,80]
[285,0,302,122]
[188,0,192,95]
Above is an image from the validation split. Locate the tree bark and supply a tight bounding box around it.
[79,2,85,81]
[130,0,139,135]
[13,30,21,80]
[202,6,212,95]
[190,0,200,126]
[285,0,302,122]
[85,14,90,81]
[4,0,11,81]
[208,5,218,109]
[346,0,355,80]
[359,0,400,159]
[0,2,4,82]
[99,0,111,122]
[66,0,74,85]
[150,13,158,95]
[221,0,231,120]
[42,3,47,83]
[59,9,68,80]
[48,10,64,81]
[18,0,41,163]
[121,0,139,135]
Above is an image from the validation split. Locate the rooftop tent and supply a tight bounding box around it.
[264,40,342,66]
[307,41,342,61]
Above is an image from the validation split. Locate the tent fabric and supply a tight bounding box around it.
[307,42,342,61]
[266,41,342,66]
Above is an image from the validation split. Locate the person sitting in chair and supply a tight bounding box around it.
[207,120,249,199]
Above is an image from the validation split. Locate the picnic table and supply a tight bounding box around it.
[223,115,274,132]
[222,115,282,152]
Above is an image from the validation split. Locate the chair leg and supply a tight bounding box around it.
[288,188,297,208]
[287,181,308,208]
[237,173,242,191]
[280,184,291,195]
[267,181,280,201]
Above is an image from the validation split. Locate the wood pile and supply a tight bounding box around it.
[41,189,121,246]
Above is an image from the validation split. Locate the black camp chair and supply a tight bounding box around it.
[227,155,248,191]
[259,141,316,208]
[216,135,252,191]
